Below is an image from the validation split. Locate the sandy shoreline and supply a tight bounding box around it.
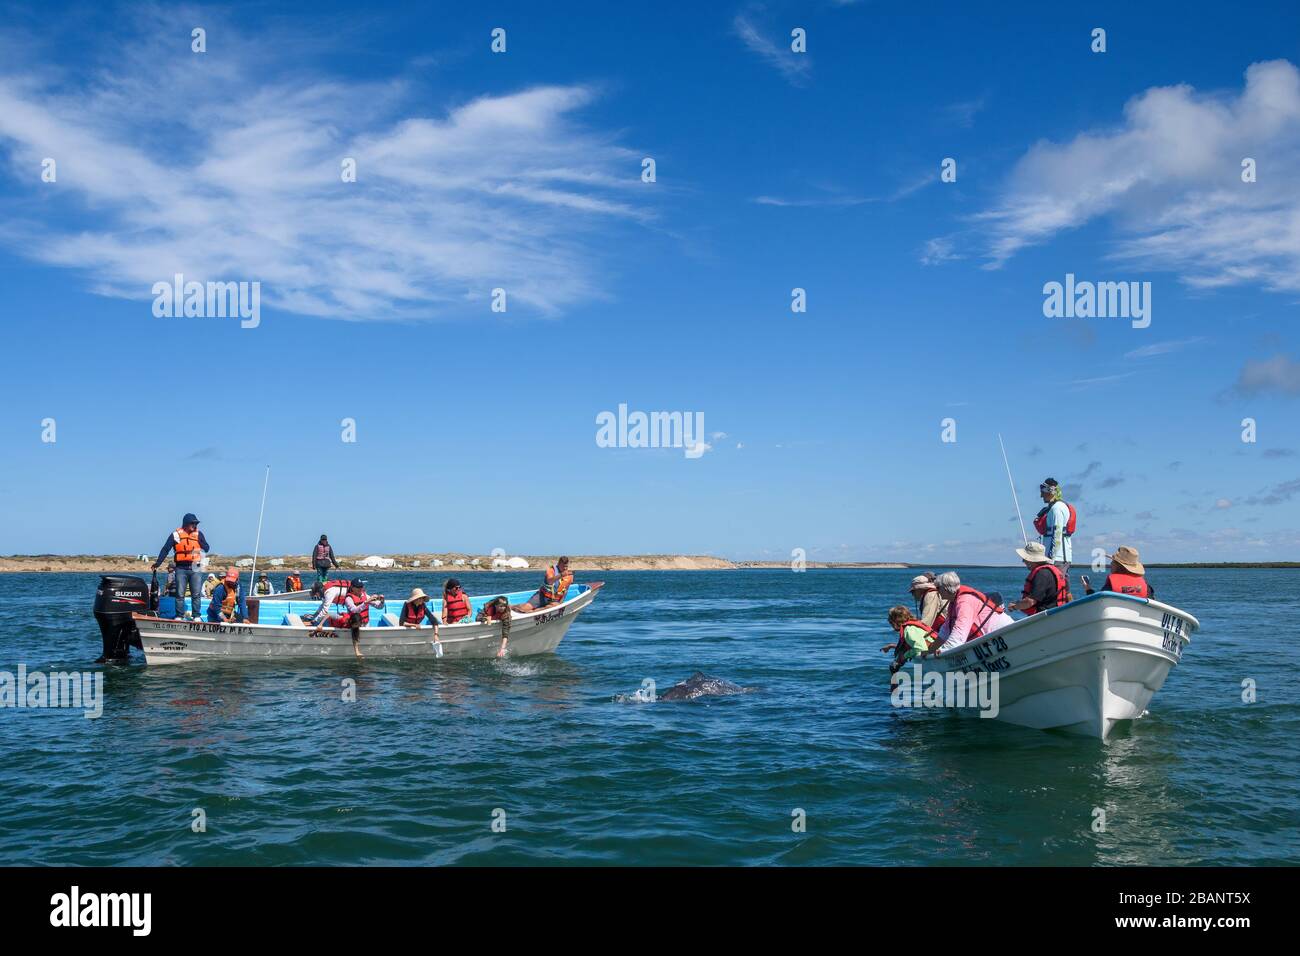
[0,553,912,573]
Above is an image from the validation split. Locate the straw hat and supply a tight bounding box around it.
[407,587,429,603]
[909,574,936,592]
[1016,541,1050,563]
[1110,546,1144,575]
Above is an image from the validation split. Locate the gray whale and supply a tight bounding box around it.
[656,671,753,702]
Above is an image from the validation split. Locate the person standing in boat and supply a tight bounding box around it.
[908,572,949,629]
[1007,542,1071,615]
[1082,546,1155,598]
[207,567,249,624]
[930,572,1003,653]
[152,513,210,619]
[311,535,340,585]
[441,579,472,623]
[1033,478,1075,573]
[514,557,574,613]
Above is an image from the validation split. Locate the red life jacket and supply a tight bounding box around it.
[333,591,370,627]
[1021,564,1071,613]
[443,588,470,622]
[1033,501,1078,536]
[951,586,1001,640]
[897,618,940,651]
[314,543,332,564]
[323,579,352,593]
[400,600,429,625]
[1104,572,1149,597]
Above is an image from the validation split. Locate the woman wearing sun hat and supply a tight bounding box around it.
[399,587,439,628]
[1082,546,1155,598]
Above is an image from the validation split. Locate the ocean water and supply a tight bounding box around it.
[1,568,1296,866]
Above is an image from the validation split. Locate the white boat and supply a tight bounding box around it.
[919,592,1197,739]
[121,583,603,665]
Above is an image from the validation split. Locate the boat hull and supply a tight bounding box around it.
[922,593,1197,739]
[133,584,602,665]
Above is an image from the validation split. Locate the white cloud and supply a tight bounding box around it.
[1236,354,1300,395]
[733,12,810,85]
[0,11,650,320]
[974,60,1300,294]
[1124,337,1209,359]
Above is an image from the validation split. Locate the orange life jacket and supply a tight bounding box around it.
[443,589,470,622]
[1104,571,1149,597]
[173,528,202,565]
[539,566,573,605]
[1022,563,1071,613]
[952,585,1001,640]
[897,618,941,650]
[1033,501,1078,537]
[286,575,303,591]
[220,584,239,618]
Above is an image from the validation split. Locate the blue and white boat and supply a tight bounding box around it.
[94,576,603,665]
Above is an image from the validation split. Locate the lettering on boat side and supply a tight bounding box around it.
[1159,613,1185,658]
[159,641,187,651]
[532,609,563,626]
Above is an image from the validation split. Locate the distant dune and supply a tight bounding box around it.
[0,553,913,573]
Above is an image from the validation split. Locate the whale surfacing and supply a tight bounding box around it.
[656,671,753,702]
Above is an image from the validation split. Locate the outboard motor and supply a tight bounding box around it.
[94,575,149,663]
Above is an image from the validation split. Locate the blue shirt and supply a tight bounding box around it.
[207,583,248,623]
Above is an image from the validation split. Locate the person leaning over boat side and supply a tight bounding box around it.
[477,596,513,657]
[882,605,940,673]
[207,567,249,624]
[1007,541,1072,615]
[1033,478,1075,573]
[153,513,210,619]
[254,572,275,596]
[441,579,471,623]
[909,572,949,629]
[202,573,219,598]
[1082,546,1155,598]
[322,579,383,629]
[399,588,439,628]
[513,557,574,613]
[929,572,1003,653]
[311,534,340,585]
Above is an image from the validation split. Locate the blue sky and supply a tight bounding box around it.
[2,0,1300,563]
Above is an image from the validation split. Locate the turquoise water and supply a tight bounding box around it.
[1,569,1297,865]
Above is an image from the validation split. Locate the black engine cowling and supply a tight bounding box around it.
[94,574,151,662]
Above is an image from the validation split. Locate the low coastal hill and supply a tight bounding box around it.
[0,553,911,573]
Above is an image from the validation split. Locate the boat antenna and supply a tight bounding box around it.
[998,434,1029,545]
[248,465,271,595]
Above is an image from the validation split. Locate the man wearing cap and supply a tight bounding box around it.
[1083,546,1154,598]
[1033,479,1074,573]
[1008,541,1071,615]
[909,572,949,629]
[153,513,211,620]
[207,567,249,624]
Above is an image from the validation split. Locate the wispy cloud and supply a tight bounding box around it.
[970,60,1300,295]
[1124,337,1208,359]
[733,11,810,85]
[941,95,988,129]
[0,7,651,321]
